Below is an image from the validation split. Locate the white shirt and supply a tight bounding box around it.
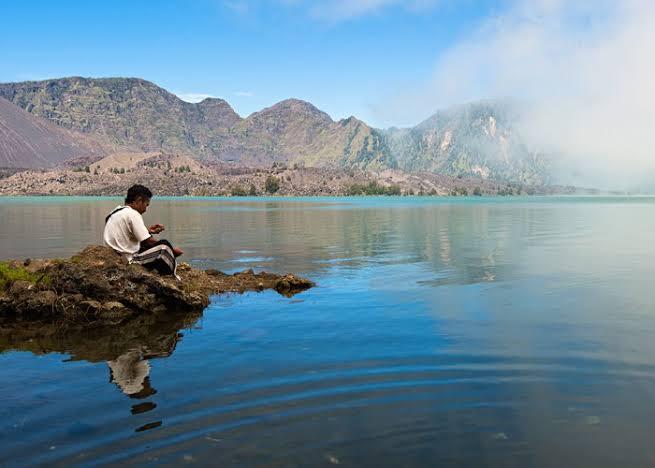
[103,206,151,260]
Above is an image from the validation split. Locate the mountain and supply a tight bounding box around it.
[225,100,394,169]
[0,77,240,157]
[0,77,392,170]
[386,101,549,184]
[0,96,110,168]
[0,77,548,183]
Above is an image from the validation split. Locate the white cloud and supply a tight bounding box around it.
[176,93,217,103]
[223,0,440,22]
[223,0,251,15]
[234,90,255,97]
[296,0,440,21]
[380,0,655,188]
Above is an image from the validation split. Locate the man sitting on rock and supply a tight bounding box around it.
[103,184,183,276]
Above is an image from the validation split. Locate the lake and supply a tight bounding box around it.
[1,196,655,466]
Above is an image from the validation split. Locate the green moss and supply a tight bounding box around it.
[0,262,50,291]
[0,262,49,290]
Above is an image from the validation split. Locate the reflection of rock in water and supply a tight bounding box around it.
[0,309,199,362]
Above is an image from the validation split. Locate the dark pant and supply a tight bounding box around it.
[138,239,173,253]
[135,240,176,275]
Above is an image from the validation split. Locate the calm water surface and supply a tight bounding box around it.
[1,196,655,466]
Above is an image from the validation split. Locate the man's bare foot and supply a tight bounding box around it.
[172,247,184,257]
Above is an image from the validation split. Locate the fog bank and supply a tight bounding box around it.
[385,0,655,189]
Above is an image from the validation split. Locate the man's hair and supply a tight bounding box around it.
[125,184,153,204]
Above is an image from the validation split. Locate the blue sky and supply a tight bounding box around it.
[2,1,652,186]
[0,0,506,127]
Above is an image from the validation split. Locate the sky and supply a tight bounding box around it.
[2,0,654,188]
[1,0,505,128]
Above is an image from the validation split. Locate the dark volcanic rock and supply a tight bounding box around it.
[0,245,314,328]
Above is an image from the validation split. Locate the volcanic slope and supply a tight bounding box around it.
[0,96,111,168]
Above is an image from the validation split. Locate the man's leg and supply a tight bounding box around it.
[133,241,177,276]
[139,239,173,253]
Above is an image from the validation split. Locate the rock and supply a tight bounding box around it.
[10,280,33,295]
[0,245,314,328]
[32,290,57,309]
[79,300,102,312]
[102,301,126,311]
[275,279,291,293]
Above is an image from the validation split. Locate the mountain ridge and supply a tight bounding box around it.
[0,77,547,183]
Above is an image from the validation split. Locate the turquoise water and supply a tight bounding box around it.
[2,196,655,466]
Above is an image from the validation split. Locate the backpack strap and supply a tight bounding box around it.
[105,206,128,224]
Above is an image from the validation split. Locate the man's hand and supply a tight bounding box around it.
[148,224,165,234]
[172,247,184,257]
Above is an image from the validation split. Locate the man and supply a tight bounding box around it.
[104,184,183,276]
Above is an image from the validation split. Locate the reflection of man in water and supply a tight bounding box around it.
[108,349,156,399]
[107,332,182,430]
[107,333,181,399]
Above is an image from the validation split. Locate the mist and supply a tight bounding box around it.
[382,0,655,190]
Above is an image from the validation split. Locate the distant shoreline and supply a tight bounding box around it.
[0,192,639,199]
[0,161,601,198]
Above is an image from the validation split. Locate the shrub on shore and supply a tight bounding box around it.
[265,176,280,194]
[230,185,248,196]
[345,181,402,196]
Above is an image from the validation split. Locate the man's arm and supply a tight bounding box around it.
[140,236,159,249]
[129,212,156,250]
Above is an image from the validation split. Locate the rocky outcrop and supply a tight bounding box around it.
[0,245,313,328]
